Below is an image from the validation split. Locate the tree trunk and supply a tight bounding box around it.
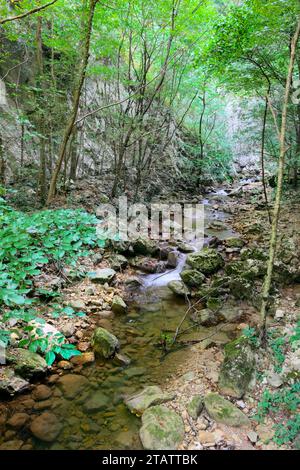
[260,19,300,339]
[46,0,98,205]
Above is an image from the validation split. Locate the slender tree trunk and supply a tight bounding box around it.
[260,19,300,339]
[46,0,98,205]
[261,85,272,223]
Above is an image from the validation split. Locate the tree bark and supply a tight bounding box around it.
[260,19,300,339]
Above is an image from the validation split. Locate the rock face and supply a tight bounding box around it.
[125,386,175,416]
[6,349,47,378]
[186,248,224,275]
[168,280,190,297]
[88,268,116,284]
[30,412,62,442]
[218,337,255,398]
[0,367,30,395]
[111,295,127,315]
[180,270,205,287]
[187,395,204,420]
[204,393,250,427]
[83,390,110,412]
[91,327,120,359]
[140,405,184,450]
[57,374,89,399]
[108,254,128,271]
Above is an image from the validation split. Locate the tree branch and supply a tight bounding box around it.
[0,0,59,25]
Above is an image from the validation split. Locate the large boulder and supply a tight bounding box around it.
[140,405,184,450]
[186,248,224,275]
[204,393,250,427]
[129,256,159,273]
[6,349,47,378]
[168,281,190,297]
[91,327,120,359]
[125,386,175,416]
[87,268,116,284]
[132,238,159,257]
[111,295,127,315]
[218,337,255,398]
[180,270,205,287]
[30,412,62,442]
[0,367,30,395]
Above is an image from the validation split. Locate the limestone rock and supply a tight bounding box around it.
[111,295,127,315]
[140,405,184,450]
[91,327,120,359]
[125,385,175,416]
[186,248,224,275]
[88,268,116,284]
[83,390,110,412]
[180,270,205,287]
[6,349,47,378]
[204,393,251,427]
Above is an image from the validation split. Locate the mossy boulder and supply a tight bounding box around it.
[229,277,253,300]
[6,349,47,378]
[0,367,30,395]
[168,281,190,297]
[187,395,204,420]
[132,238,159,256]
[91,327,120,359]
[111,295,127,315]
[218,337,255,398]
[180,270,205,287]
[204,393,250,427]
[186,248,224,275]
[125,386,175,416]
[140,405,184,450]
[224,237,245,249]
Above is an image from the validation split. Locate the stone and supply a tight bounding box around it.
[108,254,128,271]
[132,238,159,256]
[88,268,116,284]
[274,309,285,320]
[0,440,24,450]
[7,412,29,429]
[125,385,175,416]
[57,360,73,370]
[70,352,95,366]
[91,327,120,359]
[83,390,110,412]
[247,431,258,444]
[204,393,251,427]
[30,412,62,442]
[187,395,204,420]
[218,337,255,398]
[111,295,127,315]
[198,431,216,445]
[33,385,52,401]
[256,424,275,443]
[191,308,220,326]
[166,252,178,269]
[140,405,184,450]
[168,280,190,297]
[177,242,194,253]
[113,353,131,366]
[180,270,205,287]
[69,300,85,311]
[219,305,243,322]
[224,237,245,249]
[266,371,283,388]
[6,349,47,378]
[60,323,76,338]
[186,248,224,275]
[57,374,89,399]
[129,257,159,273]
[125,276,144,288]
[0,367,30,395]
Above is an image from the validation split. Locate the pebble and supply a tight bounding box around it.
[7,413,29,429]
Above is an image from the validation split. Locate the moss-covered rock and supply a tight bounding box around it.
[204,393,250,427]
[168,280,190,297]
[111,295,127,314]
[132,238,159,256]
[125,386,175,416]
[190,308,221,326]
[91,327,120,359]
[108,254,128,271]
[186,248,224,275]
[224,237,245,249]
[0,367,30,395]
[6,349,47,378]
[180,270,205,287]
[218,337,255,398]
[140,405,184,450]
[187,395,204,420]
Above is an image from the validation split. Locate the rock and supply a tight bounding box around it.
[129,256,159,273]
[187,395,204,420]
[57,374,89,399]
[177,242,194,253]
[69,300,85,311]
[219,304,243,322]
[218,337,255,398]
[113,353,131,366]
[140,405,184,450]
[186,248,224,275]
[266,371,283,388]
[70,352,95,366]
[274,309,285,320]
[180,270,205,287]
[198,430,216,445]
[30,412,62,442]
[33,385,52,401]
[91,327,120,359]
[247,431,258,444]
[204,393,251,427]
[293,434,300,450]
[7,412,29,429]
[57,360,73,370]
[0,367,30,395]
[125,385,175,416]
[88,268,116,284]
[132,238,159,256]
[224,237,245,249]
[108,254,128,271]
[6,349,47,378]
[207,297,222,312]
[191,308,220,326]
[166,252,178,268]
[124,276,143,288]
[60,323,76,338]
[168,281,190,297]
[83,390,110,412]
[111,295,127,315]
[0,440,24,450]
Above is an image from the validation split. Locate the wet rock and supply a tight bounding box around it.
[208,220,228,231]
[229,277,253,301]
[0,440,24,450]
[88,268,116,284]
[83,390,110,412]
[218,337,255,398]
[108,254,128,271]
[70,352,95,366]
[129,256,159,273]
[30,412,62,442]
[124,276,144,288]
[168,280,190,297]
[6,349,47,378]
[219,304,243,322]
[180,270,205,287]
[204,393,251,427]
[132,238,159,256]
[187,395,204,420]
[125,385,175,416]
[113,353,131,366]
[57,374,89,399]
[111,295,127,315]
[140,405,184,450]
[186,248,224,275]
[177,242,194,253]
[0,367,30,395]
[7,412,29,429]
[91,327,120,359]
[166,251,178,268]
[32,384,52,401]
